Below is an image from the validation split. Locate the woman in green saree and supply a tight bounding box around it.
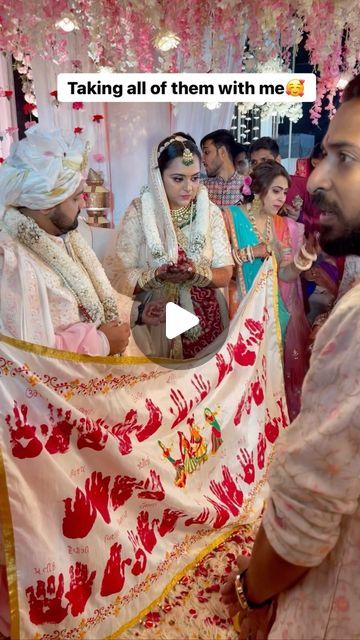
[223,160,317,419]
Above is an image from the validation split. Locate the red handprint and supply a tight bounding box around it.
[237,448,255,484]
[6,401,43,459]
[221,465,244,507]
[264,409,280,443]
[209,466,243,516]
[77,417,108,451]
[158,508,184,537]
[136,510,159,553]
[63,488,96,538]
[185,507,210,527]
[277,398,288,429]
[245,318,264,344]
[205,497,230,529]
[191,373,211,402]
[65,562,96,616]
[85,471,111,523]
[209,479,238,516]
[111,475,142,510]
[169,388,194,429]
[136,399,162,442]
[234,390,252,426]
[251,375,264,406]
[100,543,131,596]
[128,531,147,576]
[111,409,140,455]
[26,573,68,625]
[43,405,77,454]
[215,354,227,387]
[215,344,234,387]
[257,433,267,469]
[137,469,165,501]
[233,334,256,366]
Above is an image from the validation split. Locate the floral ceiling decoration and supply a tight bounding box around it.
[0,0,359,122]
[237,57,304,123]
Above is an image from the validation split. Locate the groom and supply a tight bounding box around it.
[0,125,164,356]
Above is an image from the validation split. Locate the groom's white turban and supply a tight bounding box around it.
[0,124,91,217]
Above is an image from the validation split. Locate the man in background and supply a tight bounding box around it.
[200,129,244,207]
[233,142,249,175]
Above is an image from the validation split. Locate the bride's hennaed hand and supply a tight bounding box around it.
[177,259,195,279]
[164,270,194,283]
[154,264,170,281]
[158,260,195,283]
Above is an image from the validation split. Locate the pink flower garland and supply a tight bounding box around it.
[0,0,358,121]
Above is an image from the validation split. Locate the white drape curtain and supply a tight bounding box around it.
[172,103,235,147]
[0,54,18,157]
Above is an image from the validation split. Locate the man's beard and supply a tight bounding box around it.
[320,228,360,256]
[50,209,80,234]
[312,191,360,257]
[205,155,222,178]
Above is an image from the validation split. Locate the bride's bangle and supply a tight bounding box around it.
[138,268,163,290]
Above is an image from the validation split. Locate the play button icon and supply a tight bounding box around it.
[165,302,199,339]
[130,290,230,369]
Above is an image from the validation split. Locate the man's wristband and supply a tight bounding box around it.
[235,569,273,611]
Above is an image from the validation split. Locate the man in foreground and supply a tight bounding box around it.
[222,74,360,639]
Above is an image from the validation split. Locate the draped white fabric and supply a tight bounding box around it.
[172,102,235,146]
[106,101,171,219]
[0,258,287,639]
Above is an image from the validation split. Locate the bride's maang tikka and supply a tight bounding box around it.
[157,136,194,166]
[181,145,194,166]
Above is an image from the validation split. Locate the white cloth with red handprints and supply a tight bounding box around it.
[0,259,287,639]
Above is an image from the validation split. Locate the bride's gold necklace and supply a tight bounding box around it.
[170,202,195,229]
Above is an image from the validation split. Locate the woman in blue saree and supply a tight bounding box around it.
[223,161,317,419]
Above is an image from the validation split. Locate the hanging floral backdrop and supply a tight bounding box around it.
[0,0,359,124]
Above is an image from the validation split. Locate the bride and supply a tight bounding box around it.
[104,135,233,359]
